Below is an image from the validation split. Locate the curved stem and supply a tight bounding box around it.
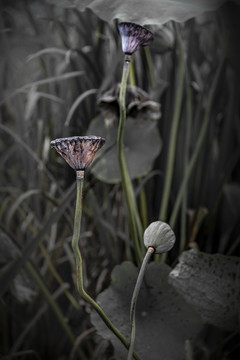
[127,247,155,360]
[117,55,143,264]
[71,170,141,360]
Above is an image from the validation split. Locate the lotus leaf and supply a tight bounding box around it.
[91,261,203,360]
[46,0,226,26]
[169,249,240,331]
[88,114,161,183]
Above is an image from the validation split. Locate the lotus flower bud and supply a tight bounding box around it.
[144,221,175,254]
[51,136,105,171]
[118,22,153,55]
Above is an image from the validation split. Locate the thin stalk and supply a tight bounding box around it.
[127,247,155,360]
[138,178,148,231]
[25,262,86,359]
[129,60,136,86]
[71,170,141,360]
[129,59,148,234]
[188,208,208,246]
[143,47,155,88]
[159,27,184,222]
[10,284,70,355]
[39,242,80,309]
[0,183,75,297]
[227,236,240,255]
[117,55,143,264]
[0,225,83,357]
[169,59,225,229]
[180,70,192,253]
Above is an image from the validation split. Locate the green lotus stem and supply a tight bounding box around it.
[138,178,148,231]
[159,27,184,223]
[127,247,155,360]
[71,170,141,360]
[129,59,136,86]
[118,54,143,264]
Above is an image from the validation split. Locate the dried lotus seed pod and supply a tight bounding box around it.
[51,136,105,171]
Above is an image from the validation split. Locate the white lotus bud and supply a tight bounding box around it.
[144,221,175,254]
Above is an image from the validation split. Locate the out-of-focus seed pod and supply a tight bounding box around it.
[118,22,153,55]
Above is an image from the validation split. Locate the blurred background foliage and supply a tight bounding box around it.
[0,0,240,359]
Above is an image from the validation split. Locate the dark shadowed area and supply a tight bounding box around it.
[0,0,240,359]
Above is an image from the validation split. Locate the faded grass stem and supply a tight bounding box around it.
[72,170,141,360]
[138,179,148,231]
[10,283,72,355]
[25,262,86,359]
[117,55,143,264]
[127,247,155,360]
[169,59,225,229]
[0,184,75,297]
[39,242,80,309]
[159,26,184,223]
[0,225,83,356]
[180,70,192,253]
[144,47,155,88]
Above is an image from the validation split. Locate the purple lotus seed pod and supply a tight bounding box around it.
[118,22,153,55]
[51,136,105,171]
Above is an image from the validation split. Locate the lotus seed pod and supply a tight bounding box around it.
[51,136,105,171]
[144,221,175,254]
[118,22,153,55]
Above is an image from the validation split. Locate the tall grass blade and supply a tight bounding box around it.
[159,26,185,222]
[0,183,75,296]
[169,59,226,228]
[0,71,84,106]
[65,89,98,126]
[26,48,68,62]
